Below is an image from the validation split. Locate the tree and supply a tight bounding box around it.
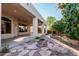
[46,16,56,31]
[58,3,79,40]
[53,18,66,34]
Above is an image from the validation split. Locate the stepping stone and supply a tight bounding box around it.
[33,51,41,56]
[47,43,53,49]
[9,43,18,48]
[39,50,52,56]
[24,44,29,48]
[26,40,35,45]
[17,48,24,52]
[18,50,29,56]
[27,42,38,49]
[10,45,24,53]
[11,45,24,50]
[10,49,17,53]
[41,47,48,50]
[28,50,37,56]
[59,48,69,54]
[9,42,24,48]
[4,53,12,56]
[50,43,61,51]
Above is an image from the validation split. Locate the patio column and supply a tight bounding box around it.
[45,25,47,34]
[42,23,44,34]
[27,26,30,34]
[33,17,38,36]
[0,4,1,49]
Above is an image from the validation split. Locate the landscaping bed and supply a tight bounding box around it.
[50,34,79,51]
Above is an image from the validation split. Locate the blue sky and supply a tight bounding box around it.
[33,3,62,20]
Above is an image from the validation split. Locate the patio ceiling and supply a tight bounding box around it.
[2,3,35,26]
[2,3,43,26]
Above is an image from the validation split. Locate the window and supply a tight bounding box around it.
[19,24,27,32]
[1,17,11,34]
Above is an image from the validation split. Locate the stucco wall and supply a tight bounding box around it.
[1,13,19,39]
[1,13,31,39]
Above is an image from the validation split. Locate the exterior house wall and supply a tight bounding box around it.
[1,13,31,39]
[1,3,46,39]
[1,13,19,39]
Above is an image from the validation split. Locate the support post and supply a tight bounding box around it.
[45,25,47,34]
[0,3,1,50]
[27,26,30,34]
[42,23,44,34]
[33,17,38,36]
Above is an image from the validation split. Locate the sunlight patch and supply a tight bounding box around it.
[13,37,26,42]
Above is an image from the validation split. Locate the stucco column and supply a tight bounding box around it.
[42,23,44,34]
[27,26,30,34]
[0,4,1,49]
[45,25,47,34]
[33,17,38,36]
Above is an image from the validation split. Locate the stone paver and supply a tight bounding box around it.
[41,47,48,50]
[4,53,12,56]
[17,48,24,52]
[33,51,41,56]
[10,45,24,50]
[26,42,38,50]
[47,43,53,49]
[10,49,17,53]
[18,50,29,56]
[3,36,77,56]
[39,50,52,56]
[28,50,37,56]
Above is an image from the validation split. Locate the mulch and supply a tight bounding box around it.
[50,34,79,51]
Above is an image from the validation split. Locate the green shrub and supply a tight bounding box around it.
[40,35,46,38]
[0,47,9,53]
[40,39,45,41]
[35,35,46,41]
[47,30,52,34]
[35,36,40,39]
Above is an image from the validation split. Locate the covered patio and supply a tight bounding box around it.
[0,3,79,56]
[0,3,47,49]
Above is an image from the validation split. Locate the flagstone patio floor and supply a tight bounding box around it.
[3,36,78,56]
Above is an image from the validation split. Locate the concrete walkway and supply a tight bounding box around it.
[3,36,78,56]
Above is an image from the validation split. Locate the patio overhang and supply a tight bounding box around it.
[2,3,44,26]
[2,3,35,26]
[2,3,45,35]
